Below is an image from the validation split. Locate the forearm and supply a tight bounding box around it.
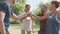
[34,16,41,20]
[34,13,48,20]
[20,15,27,20]
[11,14,19,20]
[0,21,6,34]
[0,12,6,34]
[34,16,46,20]
[39,16,48,20]
[30,16,35,20]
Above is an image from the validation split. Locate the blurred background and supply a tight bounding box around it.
[9,0,60,34]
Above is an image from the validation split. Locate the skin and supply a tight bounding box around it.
[0,12,6,34]
[0,0,19,34]
[20,5,35,20]
[50,3,57,16]
[49,2,60,22]
[20,5,35,34]
[7,0,35,20]
[7,0,15,4]
[7,0,21,20]
[57,11,60,22]
[34,6,48,20]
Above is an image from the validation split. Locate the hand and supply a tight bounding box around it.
[26,12,32,16]
[33,15,40,19]
[29,13,32,17]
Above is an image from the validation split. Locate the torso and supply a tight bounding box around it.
[38,13,47,32]
[22,12,32,31]
[46,11,59,34]
[0,1,12,30]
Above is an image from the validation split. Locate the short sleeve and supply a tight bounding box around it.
[0,1,7,13]
[0,1,12,14]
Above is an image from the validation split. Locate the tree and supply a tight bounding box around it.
[11,2,25,15]
[33,9,40,25]
[17,0,26,4]
[10,0,26,24]
[33,9,40,15]
[33,2,50,25]
[39,2,44,8]
[11,0,27,15]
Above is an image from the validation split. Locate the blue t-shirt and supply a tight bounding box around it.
[0,1,13,31]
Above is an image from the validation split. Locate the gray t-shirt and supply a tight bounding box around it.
[0,1,13,31]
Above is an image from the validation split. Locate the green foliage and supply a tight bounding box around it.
[10,0,26,24]
[33,2,50,25]
[39,2,44,8]
[33,9,41,15]
[10,21,20,24]
[33,20,40,25]
[17,0,26,4]
[33,9,40,25]
[45,3,50,10]
[39,2,50,10]
[11,2,25,15]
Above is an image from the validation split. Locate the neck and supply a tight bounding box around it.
[51,8,56,13]
[25,10,29,12]
[51,8,56,16]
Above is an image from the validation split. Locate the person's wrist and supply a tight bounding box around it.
[25,14,28,17]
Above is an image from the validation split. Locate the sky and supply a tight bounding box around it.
[26,0,60,11]
[26,0,40,11]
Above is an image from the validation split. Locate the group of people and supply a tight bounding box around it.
[0,0,60,34]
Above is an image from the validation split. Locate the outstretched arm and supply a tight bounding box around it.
[29,13,36,20]
[34,12,48,20]
[11,13,19,20]
[0,12,6,34]
[11,13,28,21]
[18,14,28,20]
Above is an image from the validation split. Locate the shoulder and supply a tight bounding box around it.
[20,12,26,15]
[0,1,9,8]
[56,10,60,18]
[0,1,7,5]
[57,10,60,14]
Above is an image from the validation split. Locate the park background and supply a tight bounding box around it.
[9,0,60,34]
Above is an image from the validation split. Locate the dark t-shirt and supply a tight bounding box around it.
[37,13,47,32]
[0,1,13,31]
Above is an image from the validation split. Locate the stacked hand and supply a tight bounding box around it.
[26,12,32,17]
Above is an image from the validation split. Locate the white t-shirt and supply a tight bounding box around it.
[21,12,32,31]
